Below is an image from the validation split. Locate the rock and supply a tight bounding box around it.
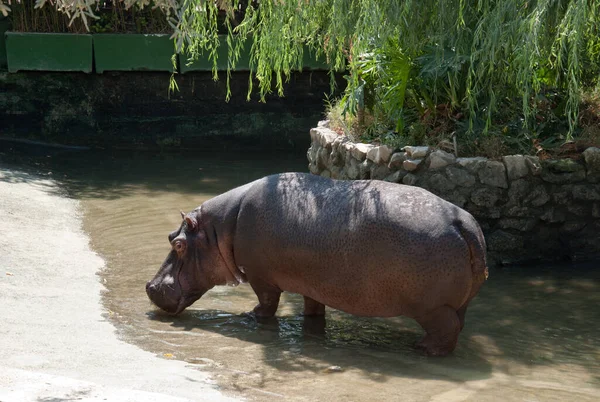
[533,227,561,251]
[317,120,330,128]
[346,158,361,179]
[358,159,372,179]
[428,173,456,193]
[403,159,423,171]
[351,143,374,161]
[322,366,344,374]
[525,156,542,176]
[388,152,407,170]
[478,161,508,188]
[317,147,330,170]
[560,222,587,234]
[541,170,586,184]
[316,129,339,148]
[469,206,502,219]
[403,146,429,158]
[332,135,349,150]
[309,128,320,143]
[572,185,600,201]
[567,204,588,217]
[498,218,537,232]
[487,230,524,251]
[384,170,407,183]
[309,162,320,175]
[541,207,566,223]
[337,169,350,180]
[329,166,342,179]
[331,137,349,163]
[331,137,349,167]
[330,148,345,167]
[429,150,456,170]
[552,190,571,205]
[541,159,586,183]
[402,173,418,185]
[471,187,502,207]
[503,155,529,180]
[370,164,392,180]
[366,147,378,162]
[445,191,467,208]
[320,170,331,178]
[446,166,476,187]
[504,206,541,218]
[307,144,318,164]
[367,145,394,164]
[583,147,600,182]
[544,158,584,173]
[343,142,355,155]
[507,179,530,206]
[457,157,487,173]
[523,185,550,207]
[593,203,600,218]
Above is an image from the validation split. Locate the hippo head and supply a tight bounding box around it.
[146,210,219,315]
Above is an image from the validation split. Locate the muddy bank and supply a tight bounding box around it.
[0,165,238,401]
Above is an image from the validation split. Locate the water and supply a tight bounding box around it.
[2,148,600,401]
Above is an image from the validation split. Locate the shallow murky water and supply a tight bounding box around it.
[3,148,600,401]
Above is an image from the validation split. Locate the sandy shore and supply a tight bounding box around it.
[0,166,239,402]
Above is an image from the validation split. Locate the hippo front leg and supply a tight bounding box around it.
[249,279,282,318]
[303,296,325,316]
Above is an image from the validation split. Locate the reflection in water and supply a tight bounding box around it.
[3,148,600,401]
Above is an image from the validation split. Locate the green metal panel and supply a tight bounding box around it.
[5,32,92,73]
[179,37,251,73]
[93,34,175,73]
[179,36,328,73]
[0,17,9,70]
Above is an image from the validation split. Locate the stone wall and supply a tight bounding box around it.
[308,121,600,265]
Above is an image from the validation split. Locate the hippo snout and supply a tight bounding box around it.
[146,279,181,314]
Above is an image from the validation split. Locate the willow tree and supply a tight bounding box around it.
[3,0,600,140]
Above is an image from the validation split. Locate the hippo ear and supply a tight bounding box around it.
[185,215,198,232]
[180,210,186,220]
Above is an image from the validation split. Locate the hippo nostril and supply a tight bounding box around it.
[146,282,155,292]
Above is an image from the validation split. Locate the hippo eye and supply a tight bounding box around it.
[168,230,178,242]
[173,239,187,254]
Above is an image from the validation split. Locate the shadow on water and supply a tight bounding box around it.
[144,261,600,382]
[147,307,495,383]
[0,146,308,201]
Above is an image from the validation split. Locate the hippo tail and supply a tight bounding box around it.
[456,216,489,302]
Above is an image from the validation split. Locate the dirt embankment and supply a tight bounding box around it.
[0,166,238,402]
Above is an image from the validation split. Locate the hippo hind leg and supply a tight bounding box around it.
[303,296,325,316]
[456,303,468,331]
[414,305,461,357]
[249,279,282,318]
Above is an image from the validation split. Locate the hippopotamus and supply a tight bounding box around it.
[146,172,488,356]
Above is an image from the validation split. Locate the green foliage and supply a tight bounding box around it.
[88,2,170,34]
[167,0,600,145]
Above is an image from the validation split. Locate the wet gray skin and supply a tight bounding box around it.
[9,150,600,402]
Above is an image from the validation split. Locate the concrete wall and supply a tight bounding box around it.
[308,121,600,265]
[0,71,340,151]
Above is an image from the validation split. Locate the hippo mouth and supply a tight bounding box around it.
[173,291,205,315]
